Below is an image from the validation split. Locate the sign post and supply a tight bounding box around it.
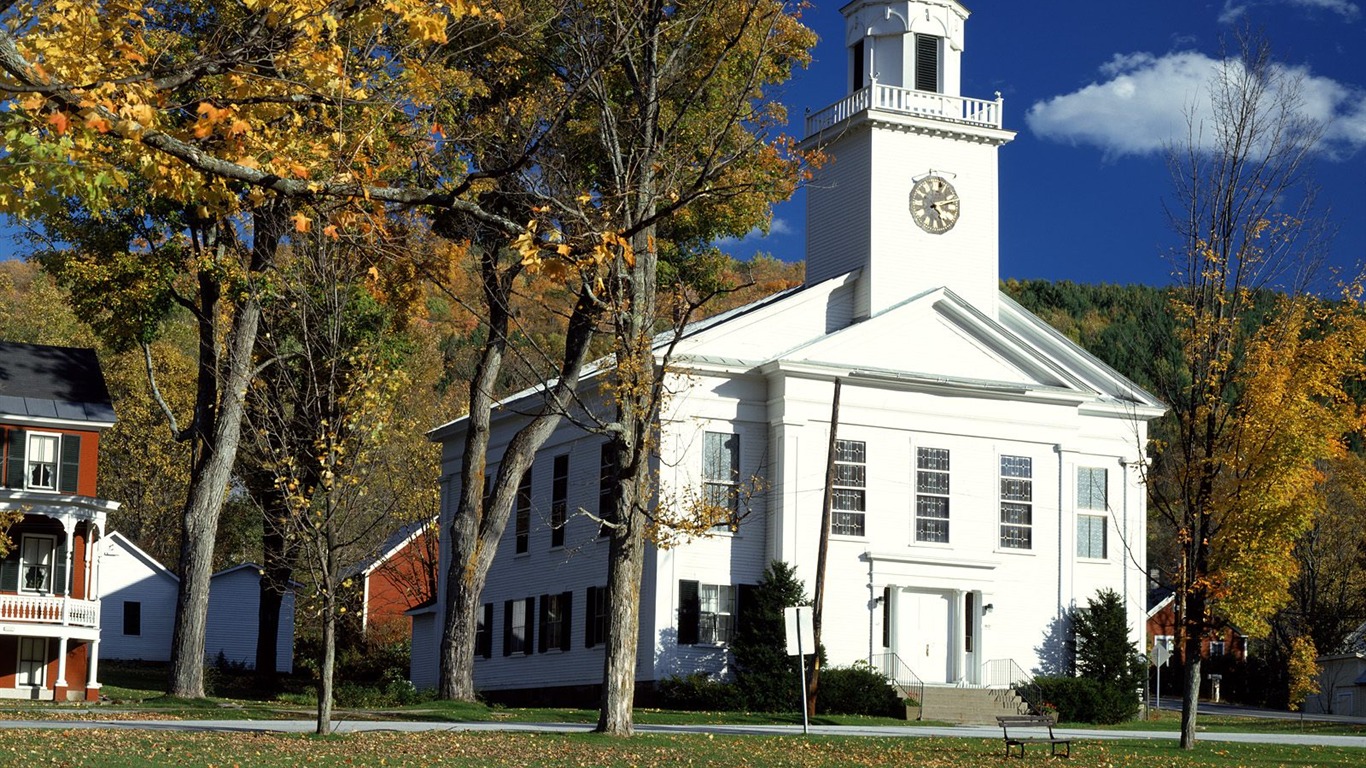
[1151,638,1170,716]
[784,605,815,735]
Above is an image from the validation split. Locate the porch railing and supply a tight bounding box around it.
[806,83,1004,135]
[871,651,925,719]
[0,594,99,628]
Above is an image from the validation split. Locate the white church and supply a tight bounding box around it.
[410,0,1163,706]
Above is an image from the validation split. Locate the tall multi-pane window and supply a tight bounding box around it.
[598,442,617,537]
[1076,466,1108,558]
[551,455,568,548]
[515,469,532,554]
[831,440,867,536]
[703,432,740,517]
[915,447,951,543]
[999,455,1033,549]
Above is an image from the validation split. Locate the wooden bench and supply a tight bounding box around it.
[997,714,1071,758]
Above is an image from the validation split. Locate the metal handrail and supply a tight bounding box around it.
[981,658,1041,713]
[871,651,925,719]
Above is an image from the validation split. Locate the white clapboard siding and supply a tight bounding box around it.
[98,532,178,662]
[205,564,295,674]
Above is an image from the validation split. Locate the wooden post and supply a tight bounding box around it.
[808,378,841,717]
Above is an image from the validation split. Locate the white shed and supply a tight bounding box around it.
[98,531,178,662]
[206,563,296,674]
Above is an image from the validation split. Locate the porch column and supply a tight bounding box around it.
[61,517,75,623]
[86,638,101,699]
[952,588,966,684]
[55,635,69,699]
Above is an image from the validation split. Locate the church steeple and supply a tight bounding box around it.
[802,1,1013,319]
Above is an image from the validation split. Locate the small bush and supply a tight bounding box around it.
[655,673,746,711]
[816,663,904,717]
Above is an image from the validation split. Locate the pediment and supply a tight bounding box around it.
[778,289,1085,393]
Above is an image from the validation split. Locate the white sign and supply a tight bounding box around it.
[1151,639,1170,668]
[784,606,814,656]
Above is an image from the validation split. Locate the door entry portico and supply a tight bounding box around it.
[888,586,984,685]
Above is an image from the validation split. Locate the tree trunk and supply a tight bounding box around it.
[1179,652,1201,748]
[597,475,646,735]
[255,496,293,689]
[167,289,262,696]
[318,596,336,735]
[167,206,283,698]
[437,271,598,700]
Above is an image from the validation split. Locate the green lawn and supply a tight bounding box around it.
[0,730,1359,767]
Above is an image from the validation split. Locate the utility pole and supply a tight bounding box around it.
[808,378,841,717]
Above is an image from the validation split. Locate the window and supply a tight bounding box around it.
[999,455,1033,549]
[831,440,867,536]
[3,429,80,493]
[599,442,617,538]
[914,34,940,92]
[678,580,736,645]
[1076,467,1108,558]
[19,534,55,593]
[27,433,58,490]
[515,469,532,554]
[703,432,740,519]
[539,591,573,653]
[551,455,568,548]
[503,597,534,656]
[475,603,493,659]
[915,447,950,543]
[1209,640,1226,657]
[18,637,46,687]
[585,586,609,648]
[881,586,891,648]
[123,601,142,636]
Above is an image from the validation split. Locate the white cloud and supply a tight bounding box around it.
[1220,0,1361,24]
[1025,51,1366,159]
[712,217,793,247]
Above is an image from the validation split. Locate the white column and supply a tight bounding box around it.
[61,518,75,624]
[952,588,966,684]
[87,639,101,695]
[55,635,69,691]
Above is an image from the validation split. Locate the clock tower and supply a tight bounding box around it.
[801,0,1014,318]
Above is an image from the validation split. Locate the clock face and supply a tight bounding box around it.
[910,176,960,234]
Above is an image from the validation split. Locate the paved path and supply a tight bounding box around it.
[2,717,1365,749]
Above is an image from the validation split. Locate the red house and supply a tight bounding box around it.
[0,342,118,701]
[349,518,438,642]
[1146,592,1249,663]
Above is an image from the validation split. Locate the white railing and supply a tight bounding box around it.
[806,84,1004,135]
[0,594,99,628]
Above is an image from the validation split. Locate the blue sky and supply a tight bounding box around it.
[724,0,1366,288]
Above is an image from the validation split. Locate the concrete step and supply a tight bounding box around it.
[916,686,1029,725]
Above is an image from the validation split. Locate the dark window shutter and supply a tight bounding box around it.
[538,594,550,654]
[53,537,67,596]
[851,40,865,93]
[58,434,80,493]
[882,587,892,648]
[915,34,940,92]
[523,597,535,655]
[481,603,494,659]
[0,551,17,591]
[5,428,24,489]
[502,600,514,657]
[585,586,597,648]
[560,591,573,652]
[734,583,758,640]
[678,580,700,645]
